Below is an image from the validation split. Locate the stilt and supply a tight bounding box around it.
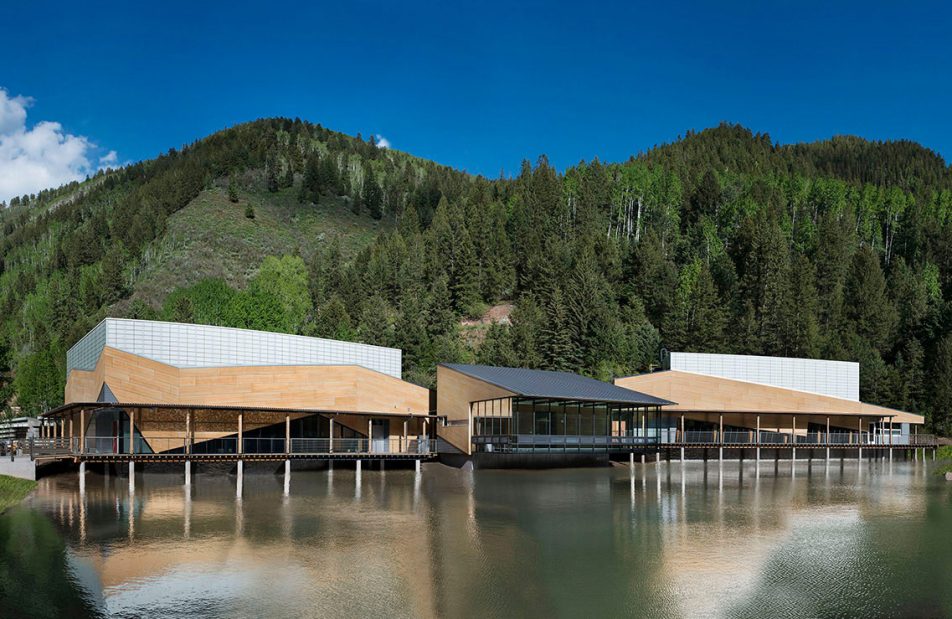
[356,460,362,473]
[415,459,421,473]
[858,447,863,462]
[236,460,243,499]
[79,462,86,496]
[680,447,685,463]
[629,452,634,466]
[284,459,290,496]
[185,460,191,486]
[719,447,723,462]
[128,461,135,494]
[641,453,646,464]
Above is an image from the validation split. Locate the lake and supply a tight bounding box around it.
[2,459,951,618]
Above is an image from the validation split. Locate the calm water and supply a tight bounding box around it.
[2,459,951,618]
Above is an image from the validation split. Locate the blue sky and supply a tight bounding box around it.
[2,1,950,200]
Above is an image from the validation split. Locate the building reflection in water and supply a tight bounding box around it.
[26,458,940,619]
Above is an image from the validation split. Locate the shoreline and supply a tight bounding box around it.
[0,474,37,514]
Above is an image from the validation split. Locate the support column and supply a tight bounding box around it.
[79,461,86,495]
[889,418,893,461]
[630,452,634,466]
[237,412,243,455]
[128,461,135,493]
[185,410,191,455]
[367,419,372,453]
[80,409,86,455]
[236,460,243,498]
[826,416,831,462]
[415,459,421,473]
[680,414,685,463]
[285,413,291,455]
[791,415,797,463]
[403,419,408,453]
[756,415,761,462]
[128,410,135,455]
[70,415,74,451]
[858,417,863,462]
[356,460,362,474]
[329,418,335,453]
[185,460,191,486]
[718,414,724,462]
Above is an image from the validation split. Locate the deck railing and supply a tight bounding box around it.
[35,435,435,457]
[668,431,936,447]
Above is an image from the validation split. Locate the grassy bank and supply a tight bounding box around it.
[0,475,37,513]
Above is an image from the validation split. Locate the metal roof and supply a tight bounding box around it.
[441,364,675,406]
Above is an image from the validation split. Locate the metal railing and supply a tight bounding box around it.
[667,431,937,447]
[34,435,436,457]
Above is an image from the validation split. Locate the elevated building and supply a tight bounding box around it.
[436,363,673,467]
[51,319,433,461]
[616,352,925,449]
[36,322,934,472]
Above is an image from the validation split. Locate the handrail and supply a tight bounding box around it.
[32,435,436,457]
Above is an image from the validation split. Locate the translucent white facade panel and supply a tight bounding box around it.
[669,352,859,401]
[66,320,108,373]
[66,318,402,379]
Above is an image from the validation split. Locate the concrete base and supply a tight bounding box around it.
[0,457,36,481]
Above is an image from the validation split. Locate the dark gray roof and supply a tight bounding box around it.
[441,364,675,406]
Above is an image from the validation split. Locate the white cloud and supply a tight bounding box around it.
[98,150,118,169]
[375,134,391,149]
[0,88,115,204]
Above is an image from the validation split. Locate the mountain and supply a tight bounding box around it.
[2,119,951,436]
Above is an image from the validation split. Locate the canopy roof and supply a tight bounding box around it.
[615,370,924,424]
[441,364,675,406]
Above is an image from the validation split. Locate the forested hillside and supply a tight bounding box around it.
[2,119,952,435]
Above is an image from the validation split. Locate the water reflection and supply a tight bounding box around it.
[3,459,952,618]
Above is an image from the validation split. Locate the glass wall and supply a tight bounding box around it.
[472,397,662,452]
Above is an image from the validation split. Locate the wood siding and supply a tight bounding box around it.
[65,347,431,416]
[615,370,924,427]
[435,365,516,455]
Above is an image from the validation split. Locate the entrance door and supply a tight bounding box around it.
[371,420,390,453]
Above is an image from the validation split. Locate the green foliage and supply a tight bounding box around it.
[0,475,37,513]
[4,118,952,432]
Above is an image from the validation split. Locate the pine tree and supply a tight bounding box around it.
[228,175,240,203]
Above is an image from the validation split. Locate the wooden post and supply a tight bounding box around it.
[889,417,893,461]
[756,415,761,461]
[69,415,74,450]
[826,416,831,461]
[368,419,372,453]
[238,412,243,455]
[680,413,685,463]
[128,409,135,455]
[792,415,797,462]
[329,417,335,453]
[185,410,191,455]
[718,414,724,462]
[285,413,291,455]
[80,409,86,455]
[403,419,408,453]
